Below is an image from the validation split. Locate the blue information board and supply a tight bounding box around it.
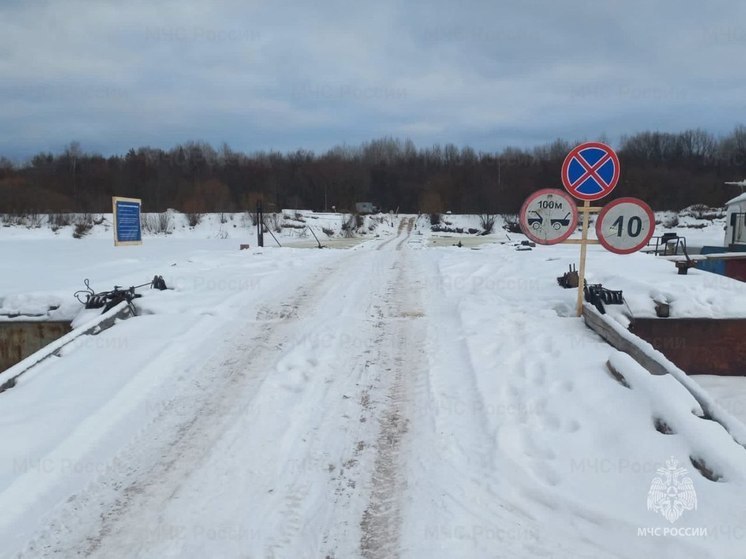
[113,197,142,245]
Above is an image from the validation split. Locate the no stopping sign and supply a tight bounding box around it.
[595,197,655,254]
[562,142,620,201]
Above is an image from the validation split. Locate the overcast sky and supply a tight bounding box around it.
[1,0,744,159]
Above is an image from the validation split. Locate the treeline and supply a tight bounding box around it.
[1,127,745,215]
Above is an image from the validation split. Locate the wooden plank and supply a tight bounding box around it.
[657,255,706,262]
[582,306,668,375]
[575,201,591,316]
[583,305,746,449]
[563,239,600,245]
[704,252,746,260]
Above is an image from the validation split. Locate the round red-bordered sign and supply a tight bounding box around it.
[519,189,579,245]
[561,142,620,201]
[595,197,655,254]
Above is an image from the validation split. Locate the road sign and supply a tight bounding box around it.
[112,196,142,246]
[519,189,578,245]
[595,197,655,254]
[562,142,620,201]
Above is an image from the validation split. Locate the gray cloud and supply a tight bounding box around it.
[1,0,745,159]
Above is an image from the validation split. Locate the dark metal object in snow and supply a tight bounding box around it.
[306,226,324,248]
[75,275,168,315]
[650,233,696,274]
[557,264,579,288]
[652,232,689,256]
[261,219,282,247]
[654,301,670,318]
[584,283,624,314]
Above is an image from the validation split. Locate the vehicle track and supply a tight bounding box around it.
[18,257,346,558]
[376,217,411,251]
[394,217,415,250]
[360,232,425,559]
[19,236,424,559]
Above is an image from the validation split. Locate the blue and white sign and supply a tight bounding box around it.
[561,142,620,201]
[112,196,142,246]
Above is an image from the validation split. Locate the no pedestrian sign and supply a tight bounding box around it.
[519,189,578,245]
[562,142,620,201]
[595,197,655,254]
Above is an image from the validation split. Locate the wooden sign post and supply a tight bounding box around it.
[573,201,597,316]
[519,145,656,318]
[561,143,621,316]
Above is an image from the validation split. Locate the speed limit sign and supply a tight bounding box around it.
[595,197,655,254]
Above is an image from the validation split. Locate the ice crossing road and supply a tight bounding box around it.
[5,217,746,559]
[17,219,437,559]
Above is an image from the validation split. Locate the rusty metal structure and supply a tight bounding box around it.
[0,322,72,372]
[629,318,746,376]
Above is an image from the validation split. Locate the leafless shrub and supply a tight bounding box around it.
[341,214,357,237]
[73,213,93,238]
[48,213,71,232]
[479,214,497,234]
[26,213,43,228]
[142,212,173,234]
[264,213,282,233]
[186,212,202,227]
[49,213,71,227]
[241,211,257,228]
[1,214,24,226]
[158,212,172,232]
[502,214,521,234]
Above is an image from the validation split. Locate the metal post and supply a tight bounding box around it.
[257,200,264,248]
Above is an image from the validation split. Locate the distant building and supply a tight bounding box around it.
[355,202,378,214]
[725,191,746,247]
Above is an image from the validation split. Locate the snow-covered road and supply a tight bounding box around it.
[3,217,746,558]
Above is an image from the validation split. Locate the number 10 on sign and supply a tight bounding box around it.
[596,197,655,255]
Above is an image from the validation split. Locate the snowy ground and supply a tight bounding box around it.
[1,212,746,558]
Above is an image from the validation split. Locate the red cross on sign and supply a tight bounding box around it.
[561,142,620,202]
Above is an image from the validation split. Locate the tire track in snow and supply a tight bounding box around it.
[17,248,379,558]
[360,244,426,559]
[255,250,409,559]
[394,218,415,251]
[376,218,407,251]
[394,255,548,558]
[27,262,338,559]
[20,238,419,559]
